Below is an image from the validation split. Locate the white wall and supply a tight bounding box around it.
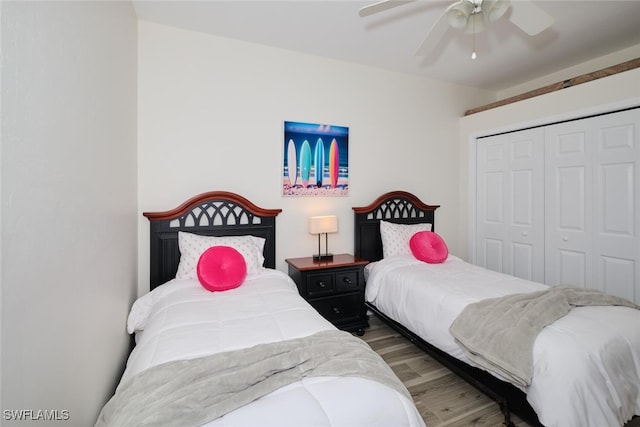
[498,44,640,99]
[137,21,496,293]
[1,2,138,425]
[458,67,640,261]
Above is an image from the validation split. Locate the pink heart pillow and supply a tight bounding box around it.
[197,245,247,292]
[409,231,448,264]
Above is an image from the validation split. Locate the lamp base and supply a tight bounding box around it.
[313,253,334,262]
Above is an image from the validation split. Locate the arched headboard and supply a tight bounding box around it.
[143,191,282,290]
[352,191,439,262]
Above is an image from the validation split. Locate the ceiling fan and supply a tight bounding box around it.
[359,0,554,59]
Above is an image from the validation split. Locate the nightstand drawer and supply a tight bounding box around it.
[285,254,369,335]
[310,294,361,325]
[306,272,334,297]
[335,271,360,292]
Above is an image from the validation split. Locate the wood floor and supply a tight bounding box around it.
[359,314,531,427]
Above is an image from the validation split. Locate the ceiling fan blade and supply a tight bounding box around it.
[508,0,554,35]
[359,0,417,18]
[415,9,450,56]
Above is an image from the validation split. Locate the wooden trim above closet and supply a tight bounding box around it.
[465,57,640,116]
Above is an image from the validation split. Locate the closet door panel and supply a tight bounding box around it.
[545,122,592,287]
[509,167,537,280]
[512,242,534,280]
[477,136,508,272]
[483,238,504,272]
[509,130,544,282]
[601,256,635,301]
[592,109,639,302]
[477,128,544,281]
[545,109,639,301]
[556,249,587,286]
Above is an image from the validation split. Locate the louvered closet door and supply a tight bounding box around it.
[477,128,545,281]
[545,109,640,302]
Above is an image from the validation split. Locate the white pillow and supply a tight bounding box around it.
[380,220,432,258]
[175,231,266,280]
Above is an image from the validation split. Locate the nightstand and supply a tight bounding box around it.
[286,253,369,335]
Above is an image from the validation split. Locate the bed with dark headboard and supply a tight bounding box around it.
[95,191,427,427]
[353,191,640,427]
[353,191,537,427]
[143,191,282,290]
[353,190,439,262]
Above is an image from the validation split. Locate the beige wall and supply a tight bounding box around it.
[137,21,496,294]
[1,2,138,425]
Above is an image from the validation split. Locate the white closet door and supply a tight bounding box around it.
[544,120,593,288]
[545,109,640,302]
[592,109,639,302]
[477,135,508,273]
[477,128,545,281]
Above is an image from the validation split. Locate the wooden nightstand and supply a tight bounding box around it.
[286,254,369,335]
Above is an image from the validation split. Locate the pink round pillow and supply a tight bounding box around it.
[409,231,448,264]
[197,245,247,292]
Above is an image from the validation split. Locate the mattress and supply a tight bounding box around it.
[118,269,425,427]
[365,255,640,427]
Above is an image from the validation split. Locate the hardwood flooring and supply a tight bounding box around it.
[360,314,531,427]
[360,314,640,427]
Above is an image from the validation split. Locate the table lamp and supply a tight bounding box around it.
[308,215,338,261]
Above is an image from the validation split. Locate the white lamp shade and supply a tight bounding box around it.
[308,215,338,235]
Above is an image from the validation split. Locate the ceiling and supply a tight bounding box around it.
[132,0,640,91]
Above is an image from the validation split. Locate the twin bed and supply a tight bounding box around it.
[98,190,640,427]
[354,191,640,427]
[96,191,424,427]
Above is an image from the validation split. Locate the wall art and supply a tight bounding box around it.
[283,121,349,196]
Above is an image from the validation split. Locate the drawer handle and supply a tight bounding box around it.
[318,281,326,288]
[342,277,352,284]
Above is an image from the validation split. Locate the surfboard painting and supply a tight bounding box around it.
[299,140,312,188]
[313,138,325,188]
[329,138,339,188]
[287,139,297,186]
[283,121,348,196]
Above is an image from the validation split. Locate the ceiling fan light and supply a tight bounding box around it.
[483,0,510,22]
[447,1,474,30]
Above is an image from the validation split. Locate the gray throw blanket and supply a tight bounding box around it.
[449,286,639,388]
[95,330,410,427]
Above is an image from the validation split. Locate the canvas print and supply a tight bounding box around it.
[283,121,349,196]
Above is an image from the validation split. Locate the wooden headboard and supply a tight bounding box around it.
[143,191,282,290]
[352,191,439,262]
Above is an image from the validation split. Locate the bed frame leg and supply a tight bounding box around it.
[499,399,516,427]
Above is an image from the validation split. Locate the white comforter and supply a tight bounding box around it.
[365,255,640,427]
[121,269,425,427]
